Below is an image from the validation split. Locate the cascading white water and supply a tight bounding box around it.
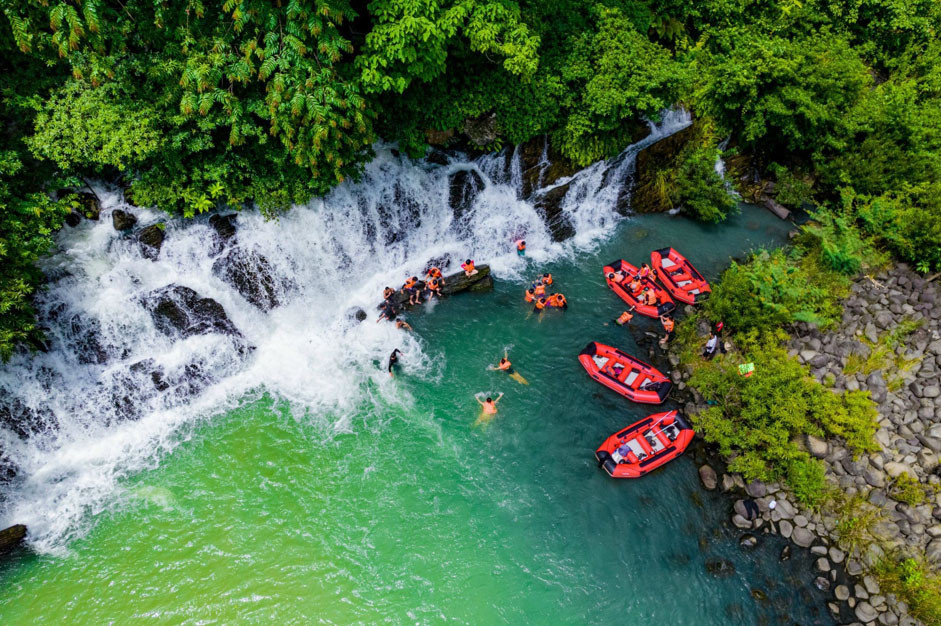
[0,111,690,553]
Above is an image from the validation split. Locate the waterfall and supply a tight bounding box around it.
[0,112,690,553]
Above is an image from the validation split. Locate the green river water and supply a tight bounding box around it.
[0,206,835,624]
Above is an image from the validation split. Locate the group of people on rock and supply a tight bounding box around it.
[523,273,567,312]
[378,265,449,325]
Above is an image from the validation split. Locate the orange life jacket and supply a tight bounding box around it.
[498,360,511,371]
[647,292,659,306]
[428,278,439,290]
[662,318,675,332]
[535,298,547,310]
[524,290,535,303]
[549,294,566,307]
[403,278,417,289]
[517,241,526,251]
[427,267,442,279]
[617,311,633,325]
[461,261,475,273]
[543,274,553,285]
[629,279,642,293]
[534,284,546,297]
[639,266,651,279]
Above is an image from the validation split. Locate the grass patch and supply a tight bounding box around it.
[888,473,937,506]
[875,557,941,626]
[828,493,883,556]
[842,317,924,378]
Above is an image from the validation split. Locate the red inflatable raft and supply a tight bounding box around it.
[602,260,676,318]
[578,342,672,404]
[651,247,711,305]
[595,410,694,478]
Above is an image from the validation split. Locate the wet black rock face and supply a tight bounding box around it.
[142,285,241,339]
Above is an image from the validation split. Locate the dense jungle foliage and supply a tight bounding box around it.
[1,0,940,358]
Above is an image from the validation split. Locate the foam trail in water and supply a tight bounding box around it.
[0,111,689,552]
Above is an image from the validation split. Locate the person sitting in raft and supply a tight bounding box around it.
[388,348,402,377]
[615,308,635,326]
[524,287,536,303]
[547,293,568,309]
[424,277,443,299]
[703,332,719,359]
[606,271,625,285]
[516,240,526,256]
[628,273,642,293]
[490,350,529,385]
[542,273,553,286]
[461,259,478,277]
[611,363,625,378]
[659,315,675,347]
[638,263,652,279]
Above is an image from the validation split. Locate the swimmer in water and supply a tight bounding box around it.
[489,349,529,385]
[388,348,402,377]
[474,392,503,425]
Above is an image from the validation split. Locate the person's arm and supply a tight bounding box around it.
[495,392,504,402]
[476,396,485,406]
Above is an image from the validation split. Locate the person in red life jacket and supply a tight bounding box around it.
[615,308,635,326]
[542,273,553,286]
[524,288,536,303]
[461,259,478,276]
[714,320,727,354]
[658,315,675,347]
[547,293,567,309]
[425,277,442,299]
[516,240,526,256]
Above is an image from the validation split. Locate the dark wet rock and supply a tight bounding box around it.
[129,359,170,392]
[631,122,697,214]
[517,136,577,198]
[739,533,758,549]
[780,544,791,561]
[379,265,494,314]
[0,525,26,555]
[76,192,101,220]
[424,128,455,146]
[209,214,238,244]
[0,398,55,439]
[142,285,240,339]
[212,248,284,311]
[0,450,16,486]
[138,224,166,260]
[814,576,831,592]
[425,147,451,166]
[448,169,484,222]
[67,314,111,365]
[64,212,82,227]
[705,558,736,578]
[744,480,767,498]
[348,307,367,323]
[111,209,138,231]
[533,183,575,241]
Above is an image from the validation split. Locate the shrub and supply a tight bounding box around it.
[673,137,738,223]
[705,248,848,333]
[888,473,935,506]
[800,209,889,276]
[688,329,879,506]
[875,558,941,626]
[768,163,814,208]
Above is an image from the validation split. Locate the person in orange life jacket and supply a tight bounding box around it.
[425,277,442,299]
[524,287,536,303]
[542,273,552,286]
[402,276,421,305]
[533,296,548,313]
[628,274,642,293]
[615,307,635,326]
[516,240,526,256]
[426,266,442,281]
[606,271,626,285]
[547,293,567,309]
[533,281,546,298]
[638,263,652,279]
[658,315,675,347]
[461,259,478,276]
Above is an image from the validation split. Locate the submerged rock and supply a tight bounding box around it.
[138,224,166,260]
[779,544,791,561]
[739,534,758,549]
[699,464,718,490]
[142,285,241,339]
[705,558,736,578]
[111,209,138,231]
[209,214,238,245]
[0,525,26,555]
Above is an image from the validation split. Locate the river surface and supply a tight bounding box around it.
[0,126,835,623]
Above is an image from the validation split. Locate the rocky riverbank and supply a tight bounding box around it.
[685,263,940,626]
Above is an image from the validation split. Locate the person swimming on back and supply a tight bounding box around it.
[461,259,478,277]
[615,308,635,326]
[490,350,529,385]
